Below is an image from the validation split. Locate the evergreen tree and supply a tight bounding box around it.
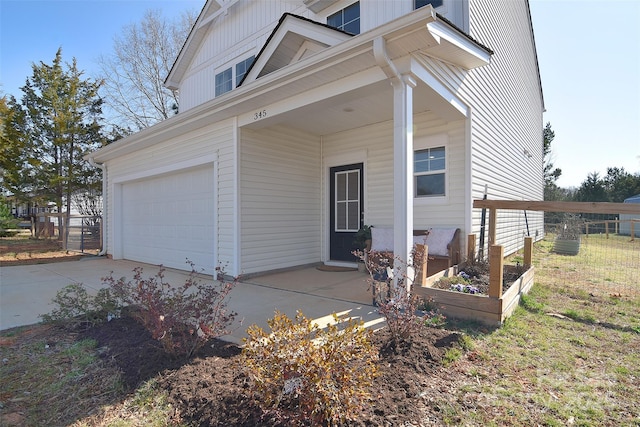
[603,167,640,202]
[0,95,30,201]
[13,49,106,242]
[542,122,564,201]
[574,172,608,202]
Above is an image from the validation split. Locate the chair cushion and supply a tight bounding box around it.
[425,228,457,256]
[370,227,394,251]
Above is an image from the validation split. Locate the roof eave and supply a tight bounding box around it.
[92,6,493,162]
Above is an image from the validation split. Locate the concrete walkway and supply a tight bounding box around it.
[0,258,383,344]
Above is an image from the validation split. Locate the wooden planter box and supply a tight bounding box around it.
[413,264,535,325]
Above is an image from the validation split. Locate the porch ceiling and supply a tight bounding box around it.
[242,75,464,136]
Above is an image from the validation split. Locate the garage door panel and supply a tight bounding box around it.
[121,165,215,274]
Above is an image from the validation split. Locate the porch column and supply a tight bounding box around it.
[392,74,416,289]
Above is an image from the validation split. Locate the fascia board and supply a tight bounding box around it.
[244,15,351,83]
[426,20,492,68]
[91,7,483,162]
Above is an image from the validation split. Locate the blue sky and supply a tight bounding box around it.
[1,0,639,188]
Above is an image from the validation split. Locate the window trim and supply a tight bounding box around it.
[415,0,444,10]
[214,67,233,97]
[334,168,361,232]
[413,134,449,204]
[327,1,360,35]
[215,54,256,97]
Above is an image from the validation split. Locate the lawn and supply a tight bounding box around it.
[0,235,638,426]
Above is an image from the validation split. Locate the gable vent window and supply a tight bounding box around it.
[215,68,232,97]
[415,0,443,9]
[327,2,360,34]
[414,146,446,197]
[236,55,255,86]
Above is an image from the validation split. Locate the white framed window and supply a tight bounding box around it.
[414,146,446,197]
[235,55,255,86]
[215,68,232,97]
[415,0,443,9]
[215,55,256,97]
[327,1,360,34]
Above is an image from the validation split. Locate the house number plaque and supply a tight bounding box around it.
[253,109,267,120]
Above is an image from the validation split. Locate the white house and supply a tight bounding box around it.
[620,194,640,237]
[87,0,544,277]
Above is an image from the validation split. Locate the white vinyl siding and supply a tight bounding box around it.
[322,112,466,234]
[240,126,321,274]
[463,0,544,254]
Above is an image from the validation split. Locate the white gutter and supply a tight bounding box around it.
[87,157,107,256]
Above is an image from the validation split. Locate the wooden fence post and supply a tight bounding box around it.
[467,234,476,263]
[605,221,609,239]
[631,220,636,242]
[489,244,504,298]
[415,244,428,286]
[489,208,497,246]
[524,236,533,268]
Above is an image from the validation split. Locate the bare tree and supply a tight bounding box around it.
[98,8,198,131]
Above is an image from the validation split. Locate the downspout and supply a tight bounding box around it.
[88,157,107,256]
[373,36,401,82]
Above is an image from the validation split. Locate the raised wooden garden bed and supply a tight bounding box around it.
[411,235,535,325]
[413,263,535,325]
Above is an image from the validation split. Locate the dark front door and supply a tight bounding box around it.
[330,163,363,262]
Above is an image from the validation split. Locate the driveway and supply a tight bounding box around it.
[0,258,382,343]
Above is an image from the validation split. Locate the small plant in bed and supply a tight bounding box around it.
[432,259,526,296]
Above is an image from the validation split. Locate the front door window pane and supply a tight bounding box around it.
[335,169,360,232]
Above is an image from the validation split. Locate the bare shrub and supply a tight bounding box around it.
[242,310,378,426]
[104,262,237,358]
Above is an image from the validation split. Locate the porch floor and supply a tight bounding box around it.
[243,266,373,306]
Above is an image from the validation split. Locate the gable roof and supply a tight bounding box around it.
[239,13,353,87]
[165,0,234,90]
[166,1,493,91]
[94,5,494,162]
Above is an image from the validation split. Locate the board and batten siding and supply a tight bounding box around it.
[180,1,311,111]
[239,126,322,274]
[464,0,544,254]
[104,120,237,272]
[179,0,467,112]
[321,112,467,242]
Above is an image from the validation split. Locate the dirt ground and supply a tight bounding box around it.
[76,315,468,426]
[0,235,90,266]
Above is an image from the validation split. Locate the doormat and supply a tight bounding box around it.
[316,265,358,272]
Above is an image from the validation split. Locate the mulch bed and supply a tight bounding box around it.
[81,315,469,426]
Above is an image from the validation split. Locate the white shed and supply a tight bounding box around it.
[619,194,640,237]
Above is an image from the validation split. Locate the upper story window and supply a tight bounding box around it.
[215,68,233,97]
[215,55,256,97]
[236,55,255,86]
[327,2,360,34]
[415,0,443,9]
[414,146,446,197]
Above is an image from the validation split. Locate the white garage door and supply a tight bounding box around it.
[121,165,215,274]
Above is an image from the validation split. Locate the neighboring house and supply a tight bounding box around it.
[620,194,640,237]
[87,0,544,277]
